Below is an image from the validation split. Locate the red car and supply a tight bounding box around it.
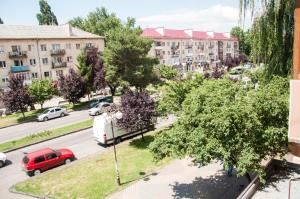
[22,148,75,176]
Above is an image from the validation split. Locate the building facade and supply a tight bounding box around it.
[141,27,239,68]
[0,24,104,91]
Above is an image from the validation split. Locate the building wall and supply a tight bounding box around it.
[147,38,239,66]
[0,38,104,90]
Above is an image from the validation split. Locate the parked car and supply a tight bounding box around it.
[37,107,67,122]
[89,102,111,116]
[0,152,7,168]
[22,148,75,176]
[89,96,113,108]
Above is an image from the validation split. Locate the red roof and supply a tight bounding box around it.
[142,28,238,41]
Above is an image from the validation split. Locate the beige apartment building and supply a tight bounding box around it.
[0,24,104,91]
[141,27,239,69]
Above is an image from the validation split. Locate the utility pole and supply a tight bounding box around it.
[293,0,300,80]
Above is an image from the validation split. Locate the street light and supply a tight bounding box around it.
[110,111,123,185]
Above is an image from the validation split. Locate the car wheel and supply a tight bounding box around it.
[0,160,4,168]
[60,113,65,117]
[43,117,48,121]
[33,169,41,176]
[65,158,72,164]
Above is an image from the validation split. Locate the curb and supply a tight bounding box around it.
[3,126,92,154]
[9,186,49,199]
[0,110,77,130]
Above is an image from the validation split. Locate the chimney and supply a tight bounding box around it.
[155,27,165,36]
[65,23,72,36]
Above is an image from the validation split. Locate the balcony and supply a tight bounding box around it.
[8,51,27,59]
[11,66,30,73]
[171,45,179,50]
[185,45,193,49]
[52,62,67,69]
[50,49,66,56]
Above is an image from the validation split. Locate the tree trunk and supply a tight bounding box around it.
[21,111,25,118]
[293,0,300,80]
[40,103,43,109]
[245,172,252,183]
[109,85,116,97]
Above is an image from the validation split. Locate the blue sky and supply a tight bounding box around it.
[0,0,251,32]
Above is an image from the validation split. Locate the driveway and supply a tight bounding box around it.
[108,159,249,199]
[0,109,91,143]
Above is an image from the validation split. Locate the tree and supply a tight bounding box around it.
[58,69,86,104]
[0,18,3,24]
[118,90,155,138]
[28,79,57,109]
[2,76,33,118]
[150,77,288,182]
[103,27,158,95]
[155,64,179,80]
[36,0,58,25]
[230,26,251,56]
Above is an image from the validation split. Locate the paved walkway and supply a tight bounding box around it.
[108,159,249,199]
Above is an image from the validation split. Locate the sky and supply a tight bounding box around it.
[0,0,252,32]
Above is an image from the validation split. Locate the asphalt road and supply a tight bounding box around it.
[0,109,91,144]
[0,115,176,199]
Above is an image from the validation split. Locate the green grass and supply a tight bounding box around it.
[14,131,171,199]
[0,119,92,152]
[0,101,89,128]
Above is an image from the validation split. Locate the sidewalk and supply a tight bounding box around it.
[107,159,249,199]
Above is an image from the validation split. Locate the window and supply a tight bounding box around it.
[53,57,62,63]
[30,59,36,65]
[52,44,61,50]
[76,44,80,50]
[0,46,4,54]
[167,42,170,46]
[0,61,6,68]
[14,60,23,66]
[67,56,72,63]
[34,155,45,164]
[66,43,71,49]
[44,71,50,78]
[11,45,21,52]
[28,45,34,51]
[55,108,61,112]
[86,43,93,47]
[56,70,63,76]
[41,44,47,51]
[32,73,38,79]
[46,153,58,160]
[23,156,29,164]
[2,77,9,83]
[42,58,48,65]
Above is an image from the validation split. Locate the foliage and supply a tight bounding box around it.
[150,77,289,182]
[0,17,3,24]
[230,26,251,56]
[2,76,33,118]
[118,90,155,131]
[155,64,179,80]
[156,73,204,116]
[241,0,294,78]
[36,0,58,25]
[58,69,86,104]
[28,79,57,108]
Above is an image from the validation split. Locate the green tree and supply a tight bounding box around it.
[0,18,3,24]
[155,64,179,80]
[77,51,92,98]
[150,77,289,183]
[103,27,158,95]
[36,0,58,25]
[230,26,251,56]
[28,79,57,109]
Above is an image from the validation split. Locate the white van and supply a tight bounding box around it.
[93,113,155,145]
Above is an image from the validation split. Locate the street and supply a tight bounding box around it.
[0,109,90,143]
[0,115,176,199]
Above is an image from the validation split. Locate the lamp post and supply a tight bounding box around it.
[110,111,123,186]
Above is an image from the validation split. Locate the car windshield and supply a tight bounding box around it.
[42,110,50,114]
[54,150,61,156]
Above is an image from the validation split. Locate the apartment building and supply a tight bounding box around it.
[141,27,239,68]
[0,24,104,91]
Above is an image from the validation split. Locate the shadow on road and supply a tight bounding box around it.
[170,171,249,199]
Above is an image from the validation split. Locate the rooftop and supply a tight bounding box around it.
[0,24,104,39]
[141,27,237,41]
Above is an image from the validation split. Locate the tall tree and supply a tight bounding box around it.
[2,76,33,118]
[36,0,58,25]
[0,17,3,24]
[230,26,251,56]
[28,79,57,109]
[58,69,86,104]
[150,77,289,183]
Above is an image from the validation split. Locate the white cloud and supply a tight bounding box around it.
[137,4,251,32]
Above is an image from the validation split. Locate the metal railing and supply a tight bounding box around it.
[50,49,66,56]
[8,51,27,58]
[52,62,67,69]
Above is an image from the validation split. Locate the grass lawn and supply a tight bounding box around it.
[13,131,171,199]
[0,119,92,152]
[0,101,90,128]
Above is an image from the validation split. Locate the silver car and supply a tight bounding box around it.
[37,107,68,122]
[88,102,110,116]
